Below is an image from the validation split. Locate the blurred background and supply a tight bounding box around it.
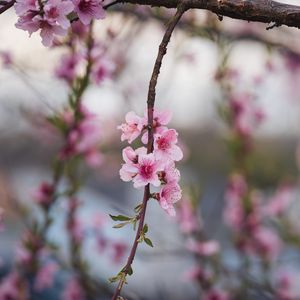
[1,1,300,299]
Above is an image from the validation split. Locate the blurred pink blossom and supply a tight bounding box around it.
[34,263,58,291]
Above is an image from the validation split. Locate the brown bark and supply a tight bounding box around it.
[117,0,300,29]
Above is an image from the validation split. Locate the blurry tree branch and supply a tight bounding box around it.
[111,5,300,57]
[2,0,300,31]
[0,0,14,14]
[112,0,300,29]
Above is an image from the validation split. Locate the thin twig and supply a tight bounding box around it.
[111,3,187,300]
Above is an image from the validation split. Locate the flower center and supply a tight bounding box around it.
[157,137,170,150]
[140,164,153,179]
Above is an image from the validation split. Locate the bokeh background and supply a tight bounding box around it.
[1,1,300,299]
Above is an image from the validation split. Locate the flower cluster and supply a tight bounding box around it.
[224,174,282,261]
[118,109,183,216]
[58,104,103,168]
[14,0,105,46]
[0,272,28,299]
[178,196,227,299]
[55,37,115,86]
[228,92,265,139]
[34,262,58,291]
[62,277,85,300]
[91,214,128,265]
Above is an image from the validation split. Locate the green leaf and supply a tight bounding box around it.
[108,275,119,283]
[128,266,133,276]
[134,204,142,213]
[109,214,132,222]
[113,222,129,229]
[143,224,148,234]
[144,238,154,247]
[133,219,137,231]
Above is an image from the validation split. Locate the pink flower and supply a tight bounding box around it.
[55,53,80,84]
[159,182,182,216]
[141,109,172,144]
[62,278,85,300]
[252,227,282,260]
[230,93,264,137]
[223,174,247,230]
[118,111,143,144]
[132,153,162,188]
[15,11,40,35]
[60,106,102,166]
[14,0,37,16]
[265,185,293,217]
[119,146,146,182]
[34,263,58,291]
[72,0,105,25]
[71,20,89,38]
[0,272,27,300]
[0,51,12,67]
[274,269,300,300]
[154,129,183,162]
[152,109,172,126]
[183,266,212,283]
[15,245,32,266]
[159,161,180,184]
[69,217,84,244]
[177,198,199,234]
[110,242,127,264]
[187,240,220,256]
[44,0,74,29]
[33,182,54,207]
[202,289,229,300]
[34,16,67,47]
[284,52,300,74]
[91,56,115,84]
[84,149,103,167]
[75,114,101,153]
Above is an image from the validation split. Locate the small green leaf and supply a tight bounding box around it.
[128,266,133,276]
[113,222,129,229]
[144,238,154,247]
[143,224,148,234]
[109,214,132,222]
[108,275,119,283]
[133,219,137,231]
[134,204,142,213]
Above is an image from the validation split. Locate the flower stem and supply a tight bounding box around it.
[111,4,186,299]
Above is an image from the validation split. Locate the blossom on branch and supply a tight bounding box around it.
[119,109,183,216]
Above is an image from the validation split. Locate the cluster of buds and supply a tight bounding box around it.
[14,0,105,46]
[228,92,265,139]
[178,196,227,300]
[118,109,183,216]
[55,29,116,86]
[51,104,103,168]
[0,271,28,299]
[224,174,282,261]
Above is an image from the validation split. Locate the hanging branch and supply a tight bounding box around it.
[116,0,300,29]
[110,3,187,300]
[2,0,300,30]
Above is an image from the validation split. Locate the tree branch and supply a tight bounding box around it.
[115,0,300,29]
[0,0,14,14]
[110,4,186,300]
